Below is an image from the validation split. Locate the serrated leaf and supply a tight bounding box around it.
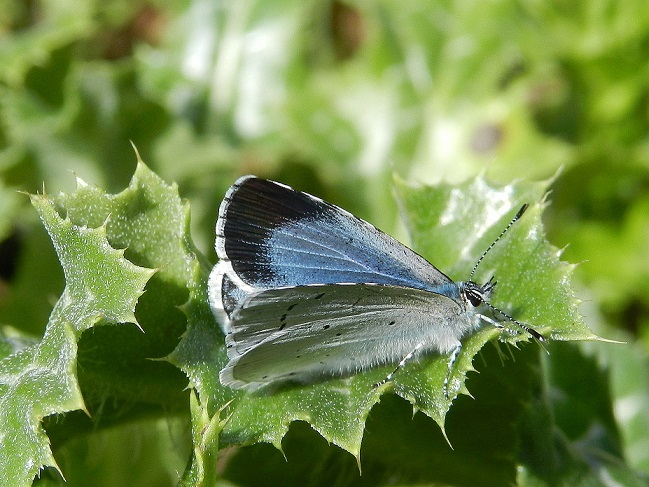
[197,174,595,461]
[0,160,213,484]
[42,160,216,483]
[52,161,211,415]
[222,345,541,487]
[392,174,597,427]
[0,196,153,486]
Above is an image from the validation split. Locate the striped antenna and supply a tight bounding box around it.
[469,204,529,281]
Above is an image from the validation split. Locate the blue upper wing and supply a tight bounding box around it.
[215,176,455,293]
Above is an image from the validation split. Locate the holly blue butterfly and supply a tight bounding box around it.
[207,175,542,395]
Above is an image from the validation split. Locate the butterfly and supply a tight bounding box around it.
[207,175,542,396]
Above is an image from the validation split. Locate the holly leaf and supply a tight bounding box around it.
[391,174,596,427]
[0,194,153,485]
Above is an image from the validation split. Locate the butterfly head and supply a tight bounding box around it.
[462,279,495,308]
[462,204,544,342]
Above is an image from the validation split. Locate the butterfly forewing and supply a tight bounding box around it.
[215,176,454,293]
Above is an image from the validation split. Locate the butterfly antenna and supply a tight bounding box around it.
[469,204,529,281]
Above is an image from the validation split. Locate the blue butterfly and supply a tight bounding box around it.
[208,176,542,395]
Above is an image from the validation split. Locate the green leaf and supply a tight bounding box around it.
[51,160,207,422]
[222,344,541,487]
[0,194,153,486]
[41,417,189,487]
[392,175,595,425]
[517,341,649,486]
[0,0,94,87]
[45,159,216,483]
[194,174,595,463]
[0,327,37,361]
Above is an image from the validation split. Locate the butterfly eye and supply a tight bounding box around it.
[467,290,483,307]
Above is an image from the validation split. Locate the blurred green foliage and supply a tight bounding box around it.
[1,0,649,485]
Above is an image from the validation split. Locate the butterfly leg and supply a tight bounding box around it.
[373,340,426,389]
[443,343,462,399]
[479,313,527,338]
[478,313,507,331]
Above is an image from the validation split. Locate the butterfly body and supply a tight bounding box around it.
[208,175,534,392]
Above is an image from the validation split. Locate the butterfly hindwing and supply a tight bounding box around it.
[221,283,480,390]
